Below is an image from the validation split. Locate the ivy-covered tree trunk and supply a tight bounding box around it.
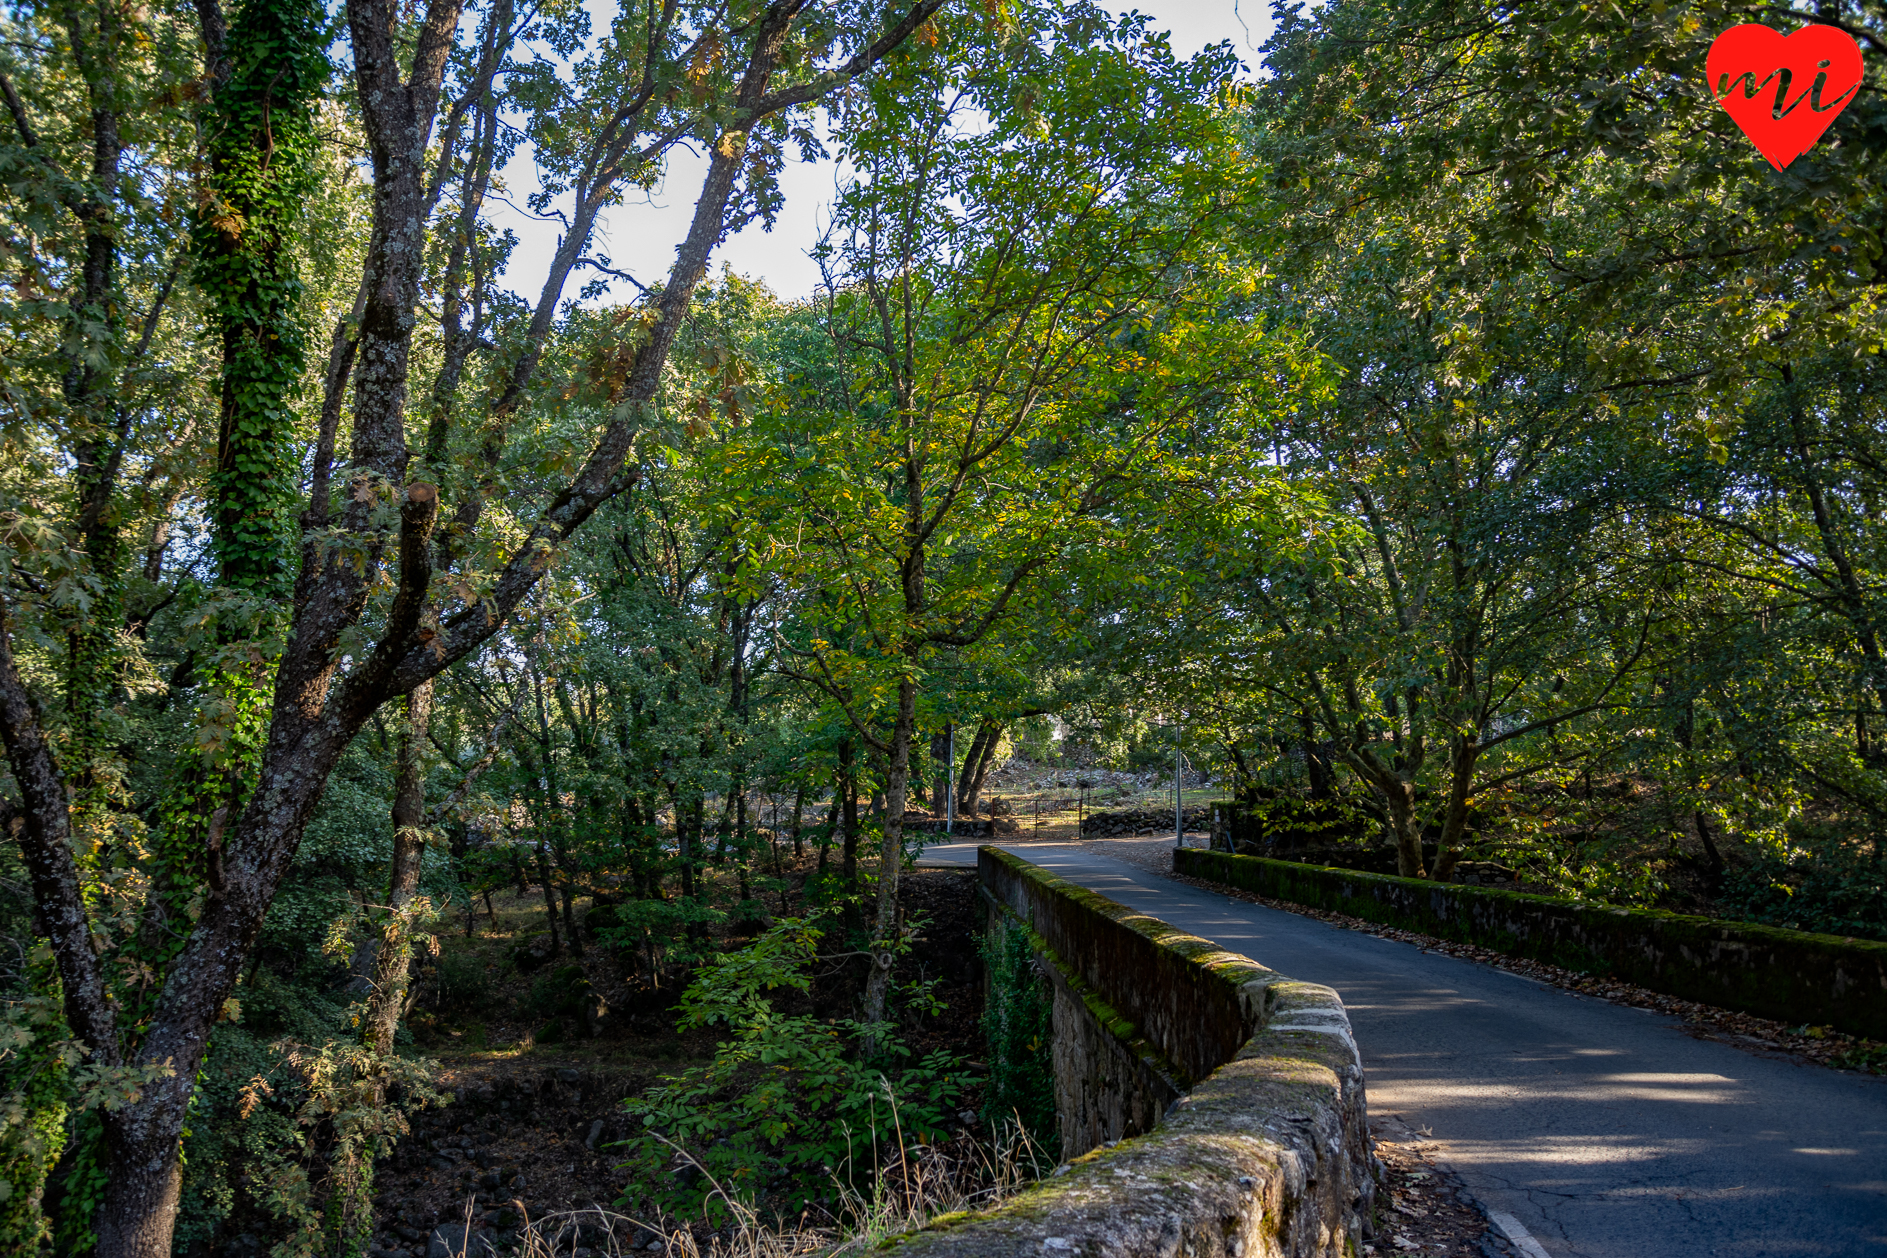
[0,0,943,1251]
[92,0,328,1253]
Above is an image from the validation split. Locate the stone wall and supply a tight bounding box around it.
[1179,847,1887,1041]
[887,847,1376,1257]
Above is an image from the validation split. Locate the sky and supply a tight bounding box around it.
[490,0,1275,306]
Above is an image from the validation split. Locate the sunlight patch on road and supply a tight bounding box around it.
[1433,1134,1713,1165]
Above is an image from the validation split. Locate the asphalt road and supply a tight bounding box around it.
[916,839,1887,1258]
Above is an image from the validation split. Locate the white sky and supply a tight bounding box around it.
[491,0,1274,305]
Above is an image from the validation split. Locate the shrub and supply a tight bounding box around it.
[434,952,487,1010]
[617,912,974,1219]
[1718,819,1887,941]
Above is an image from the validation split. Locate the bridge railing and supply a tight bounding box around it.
[887,847,1378,1258]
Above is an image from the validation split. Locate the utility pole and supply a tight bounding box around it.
[946,723,955,836]
[1174,722,1183,849]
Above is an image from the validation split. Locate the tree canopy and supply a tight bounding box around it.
[1,0,1884,1252]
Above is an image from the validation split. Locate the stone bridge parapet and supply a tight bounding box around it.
[887,847,1376,1258]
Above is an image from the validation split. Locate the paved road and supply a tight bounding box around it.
[917,840,1887,1258]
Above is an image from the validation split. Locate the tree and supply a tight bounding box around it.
[743,4,1295,1028]
[0,0,945,1248]
[1174,0,1887,891]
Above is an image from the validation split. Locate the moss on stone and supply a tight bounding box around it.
[1180,847,1887,1040]
[922,847,1371,1256]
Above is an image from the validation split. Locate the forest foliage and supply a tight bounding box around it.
[0,0,1885,1252]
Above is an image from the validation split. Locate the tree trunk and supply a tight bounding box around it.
[1695,809,1725,873]
[1300,711,1335,799]
[961,721,1002,816]
[363,680,433,1053]
[1432,737,1477,884]
[929,730,948,809]
[955,720,995,813]
[670,784,695,901]
[711,789,735,863]
[536,840,562,956]
[686,795,705,903]
[1355,766,1424,878]
[839,738,859,889]
[861,676,918,1037]
[790,784,805,859]
[1387,788,1424,878]
[559,877,584,956]
[816,783,840,877]
[91,1153,184,1258]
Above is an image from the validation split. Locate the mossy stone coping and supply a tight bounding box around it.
[1178,847,1887,1041]
[886,849,1375,1256]
[979,845,1275,1087]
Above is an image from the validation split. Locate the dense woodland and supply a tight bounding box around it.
[1,0,1885,1252]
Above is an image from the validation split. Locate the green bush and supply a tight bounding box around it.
[616,912,973,1219]
[1719,820,1887,941]
[434,952,487,1010]
[529,965,593,1018]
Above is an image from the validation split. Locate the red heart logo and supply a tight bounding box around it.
[1707,24,1863,170]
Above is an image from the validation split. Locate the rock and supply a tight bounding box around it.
[427,1224,498,1258]
[509,939,553,973]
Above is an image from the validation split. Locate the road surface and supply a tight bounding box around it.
[916,839,1887,1258]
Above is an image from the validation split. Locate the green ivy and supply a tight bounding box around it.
[0,949,70,1252]
[193,0,329,598]
[976,922,1056,1158]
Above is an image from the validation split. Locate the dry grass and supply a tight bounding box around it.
[439,1121,1050,1258]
